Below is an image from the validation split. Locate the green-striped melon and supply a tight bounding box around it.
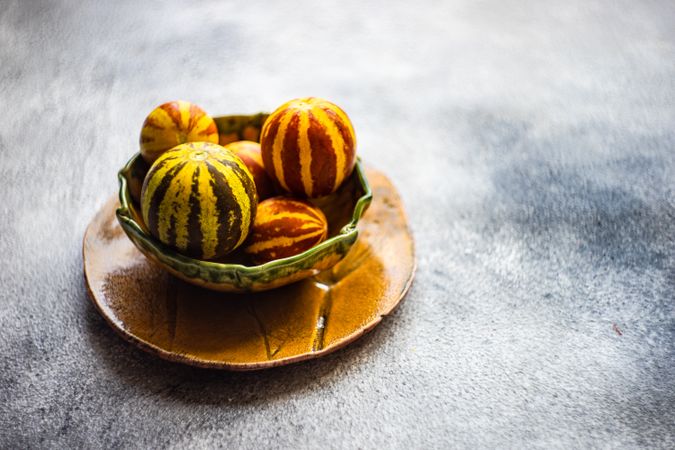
[244,197,328,263]
[260,97,357,198]
[140,142,257,260]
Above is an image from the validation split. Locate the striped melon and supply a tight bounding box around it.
[244,197,328,263]
[139,100,219,164]
[260,97,356,198]
[224,140,276,201]
[140,142,257,260]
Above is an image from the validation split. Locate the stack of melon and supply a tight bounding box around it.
[137,98,357,264]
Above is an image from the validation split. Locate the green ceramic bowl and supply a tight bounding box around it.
[116,113,372,292]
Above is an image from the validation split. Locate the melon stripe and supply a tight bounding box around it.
[187,167,204,254]
[205,163,240,254]
[312,107,346,191]
[307,113,337,194]
[261,113,282,145]
[145,161,189,236]
[208,159,254,249]
[161,102,184,130]
[329,109,356,180]
[142,117,166,131]
[262,200,324,218]
[157,162,194,247]
[271,112,294,191]
[246,229,326,253]
[188,103,200,129]
[256,211,323,223]
[172,163,196,249]
[298,111,313,196]
[197,164,219,258]
[255,223,324,239]
[281,112,303,194]
[330,103,355,139]
[256,216,324,232]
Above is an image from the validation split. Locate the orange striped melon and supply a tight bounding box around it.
[260,97,356,198]
[140,142,257,260]
[244,197,328,263]
[139,100,219,164]
[223,141,276,201]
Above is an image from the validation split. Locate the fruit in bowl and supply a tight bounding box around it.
[260,97,356,198]
[140,141,257,260]
[139,100,219,164]
[245,197,328,264]
[224,140,276,201]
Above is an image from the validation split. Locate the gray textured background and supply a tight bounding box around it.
[1,0,674,448]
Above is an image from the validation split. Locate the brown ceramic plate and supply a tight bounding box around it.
[83,168,415,370]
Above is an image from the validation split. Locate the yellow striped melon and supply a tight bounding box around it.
[140,142,257,260]
[260,97,356,198]
[139,100,219,164]
[244,197,328,263]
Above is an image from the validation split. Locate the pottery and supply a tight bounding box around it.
[83,169,415,370]
[116,113,373,292]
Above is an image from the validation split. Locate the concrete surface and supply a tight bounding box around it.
[1,0,674,448]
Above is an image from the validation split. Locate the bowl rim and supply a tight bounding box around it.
[116,153,373,276]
